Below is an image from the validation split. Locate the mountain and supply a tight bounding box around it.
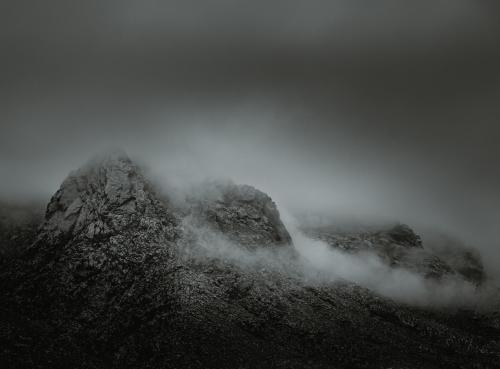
[1,153,499,369]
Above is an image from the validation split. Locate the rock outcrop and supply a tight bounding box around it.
[185,181,292,249]
[386,223,422,247]
[42,151,178,241]
[303,223,485,283]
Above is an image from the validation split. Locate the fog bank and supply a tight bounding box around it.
[1,1,499,279]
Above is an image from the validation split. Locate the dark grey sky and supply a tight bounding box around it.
[1,1,500,276]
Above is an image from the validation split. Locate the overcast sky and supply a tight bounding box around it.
[1,1,500,276]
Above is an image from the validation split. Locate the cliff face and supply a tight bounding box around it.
[1,153,498,369]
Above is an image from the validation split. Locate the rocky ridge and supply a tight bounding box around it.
[303,223,485,284]
[1,153,499,369]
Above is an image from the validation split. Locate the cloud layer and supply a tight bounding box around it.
[1,1,499,278]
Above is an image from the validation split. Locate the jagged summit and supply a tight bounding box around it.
[41,151,177,241]
[186,180,292,248]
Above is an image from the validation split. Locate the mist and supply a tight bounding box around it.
[174,202,497,309]
[1,2,500,280]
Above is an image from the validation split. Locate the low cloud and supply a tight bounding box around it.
[176,202,499,310]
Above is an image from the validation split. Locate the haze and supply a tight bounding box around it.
[1,1,499,278]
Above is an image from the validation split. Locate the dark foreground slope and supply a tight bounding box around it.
[1,154,499,369]
[0,201,43,262]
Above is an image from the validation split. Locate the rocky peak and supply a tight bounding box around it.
[41,151,177,242]
[187,180,292,248]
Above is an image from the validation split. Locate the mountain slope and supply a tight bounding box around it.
[0,201,43,262]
